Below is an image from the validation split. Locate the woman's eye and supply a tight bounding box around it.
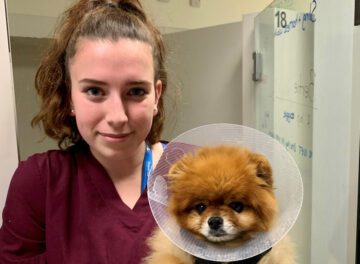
[128,87,147,97]
[229,201,244,213]
[85,87,103,97]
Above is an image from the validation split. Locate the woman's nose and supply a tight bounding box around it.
[105,96,128,126]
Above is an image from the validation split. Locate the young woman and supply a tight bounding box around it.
[0,0,168,263]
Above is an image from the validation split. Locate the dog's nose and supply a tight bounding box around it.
[208,217,223,230]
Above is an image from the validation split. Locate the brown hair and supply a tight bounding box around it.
[32,0,167,149]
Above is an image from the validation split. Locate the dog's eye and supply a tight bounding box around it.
[194,203,207,214]
[229,201,244,213]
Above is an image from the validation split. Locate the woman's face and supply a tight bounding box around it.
[69,37,162,161]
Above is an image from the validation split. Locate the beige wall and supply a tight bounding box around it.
[7,0,73,17]
[142,0,273,31]
[11,37,58,161]
[8,0,273,36]
[163,22,244,140]
[8,0,273,21]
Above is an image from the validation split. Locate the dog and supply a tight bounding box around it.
[144,145,295,264]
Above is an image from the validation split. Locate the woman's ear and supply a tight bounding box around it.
[67,78,75,116]
[153,80,162,116]
[69,100,75,116]
[70,109,75,116]
[155,79,162,105]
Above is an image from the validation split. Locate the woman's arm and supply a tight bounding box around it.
[0,156,47,263]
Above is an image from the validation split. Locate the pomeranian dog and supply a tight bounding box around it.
[144,145,295,264]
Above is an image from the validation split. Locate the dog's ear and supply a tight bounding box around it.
[250,153,273,187]
[168,154,193,180]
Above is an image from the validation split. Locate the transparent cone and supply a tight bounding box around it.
[148,123,303,262]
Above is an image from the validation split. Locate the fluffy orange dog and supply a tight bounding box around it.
[144,145,294,264]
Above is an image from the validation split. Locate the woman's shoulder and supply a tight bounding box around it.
[22,143,87,166]
[16,143,88,184]
[1,145,90,262]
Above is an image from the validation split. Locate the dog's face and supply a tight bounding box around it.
[167,145,277,244]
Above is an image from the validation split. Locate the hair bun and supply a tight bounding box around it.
[101,0,146,21]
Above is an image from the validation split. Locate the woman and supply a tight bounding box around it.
[0,0,168,263]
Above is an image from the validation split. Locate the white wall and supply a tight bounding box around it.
[0,0,19,225]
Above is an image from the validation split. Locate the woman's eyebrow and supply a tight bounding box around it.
[126,80,152,86]
[78,78,107,85]
[78,79,152,86]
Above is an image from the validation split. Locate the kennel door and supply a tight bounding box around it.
[254,0,359,263]
[254,4,315,264]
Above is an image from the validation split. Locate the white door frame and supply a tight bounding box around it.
[0,0,19,225]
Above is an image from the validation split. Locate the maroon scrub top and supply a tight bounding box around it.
[0,143,157,264]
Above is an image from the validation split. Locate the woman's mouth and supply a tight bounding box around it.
[98,132,131,141]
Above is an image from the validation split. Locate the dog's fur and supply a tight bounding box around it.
[144,145,295,264]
